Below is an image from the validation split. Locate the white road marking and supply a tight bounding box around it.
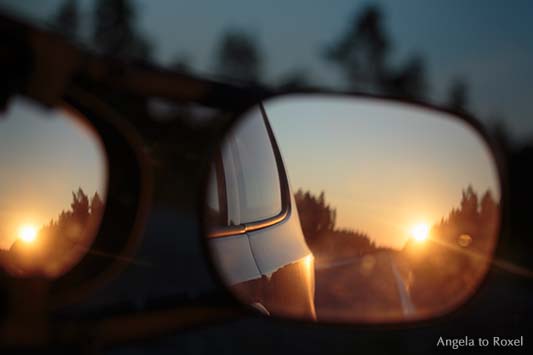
[389,255,416,316]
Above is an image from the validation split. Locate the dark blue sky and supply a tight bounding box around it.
[2,0,532,141]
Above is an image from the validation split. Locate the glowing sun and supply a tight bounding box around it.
[411,223,430,242]
[18,225,38,243]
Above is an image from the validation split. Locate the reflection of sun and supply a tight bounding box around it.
[18,225,38,243]
[411,223,430,242]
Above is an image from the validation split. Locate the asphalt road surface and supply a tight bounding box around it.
[314,250,416,322]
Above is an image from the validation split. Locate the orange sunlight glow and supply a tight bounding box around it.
[411,223,430,242]
[18,225,38,244]
[303,254,314,269]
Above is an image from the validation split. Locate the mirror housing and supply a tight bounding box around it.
[204,93,504,325]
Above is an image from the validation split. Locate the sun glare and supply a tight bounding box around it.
[18,225,38,243]
[411,223,430,242]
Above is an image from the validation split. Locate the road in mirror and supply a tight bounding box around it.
[0,98,108,278]
[205,94,501,323]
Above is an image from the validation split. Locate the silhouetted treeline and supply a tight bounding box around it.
[294,189,379,259]
[294,190,336,246]
[54,0,152,60]
[93,0,152,60]
[213,30,262,83]
[324,5,426,100]
[434,186,498,252]
[52,0,491,118]
[404,186,500,311]
[50,1,508,209]
[3,188,104,277]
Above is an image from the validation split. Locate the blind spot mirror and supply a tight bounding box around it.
[0,98,108,278]
[204,94,502,324]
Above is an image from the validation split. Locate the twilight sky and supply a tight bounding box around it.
[0,98,107,249]
[0,0,532,142]
[266,95,500,248]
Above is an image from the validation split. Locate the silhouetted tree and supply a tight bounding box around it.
[92,0,152,59]
[214,30,263,82]
[277,69,311,90]
[325,5,389,92]
[431,186,499,251]
[447,79,469,113]
[408,186,499,309]
[90,192,104,216]
[479,190,499,245]
[332,228,376,256]
[479,190,496,218]
[71,187,90,225]
[325,5,428,99]
[295,189,336,246]
[169,54,192,73]
[461,185,478,212]
[57,209,71,228]
[54,0,79,37]
[384,54,427,99]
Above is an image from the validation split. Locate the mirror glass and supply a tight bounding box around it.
[0,98,108,278]
[205,94,501,323]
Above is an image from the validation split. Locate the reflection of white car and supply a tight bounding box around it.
[206,104,316,319]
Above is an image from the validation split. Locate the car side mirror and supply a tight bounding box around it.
[203,94,503,324]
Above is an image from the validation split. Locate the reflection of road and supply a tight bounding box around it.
[314,250,416,321]
[388,253,416,316]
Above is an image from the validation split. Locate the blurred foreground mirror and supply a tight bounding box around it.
[205,94,501,323]
[0,98,108,278]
